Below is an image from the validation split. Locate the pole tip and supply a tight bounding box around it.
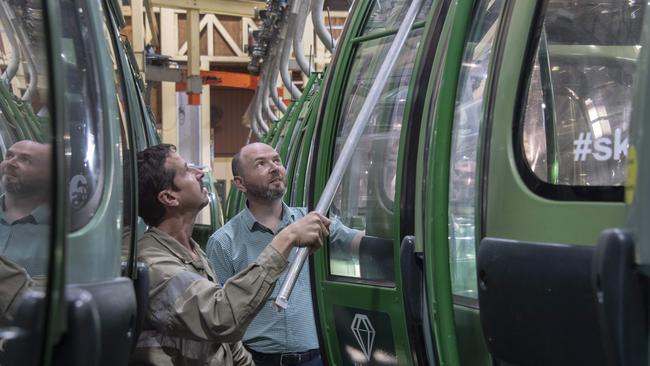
[274,296,289,311]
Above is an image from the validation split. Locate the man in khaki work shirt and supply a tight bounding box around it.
[131,144,330,366]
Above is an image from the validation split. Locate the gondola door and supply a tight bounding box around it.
[475,2,645,365]
[308,0,436,364]
[416,0,508,365]
[593,3,650,364]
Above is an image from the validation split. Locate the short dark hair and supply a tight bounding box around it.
[231,150,242,177]
[137,144,178,226]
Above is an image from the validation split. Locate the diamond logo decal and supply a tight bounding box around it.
[350,313,375,361]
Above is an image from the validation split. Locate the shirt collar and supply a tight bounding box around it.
[242,201,296,233]
[0,195,51,224]
[146,226,201,264]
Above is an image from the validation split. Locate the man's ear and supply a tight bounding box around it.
[157,189,179,207]
[233,176,247,193]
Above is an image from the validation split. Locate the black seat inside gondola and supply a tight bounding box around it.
[358,235,394,283]
[478,234,648,366]
[477,238,603,366]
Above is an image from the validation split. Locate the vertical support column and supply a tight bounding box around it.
[131,0,145,73]
[198,59,211,225]
[161,8,178,146]
[187,9,201,100]
[200,59,211,167]
[178,9,202,166]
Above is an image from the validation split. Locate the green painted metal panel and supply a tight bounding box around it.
[285,74,323,201]
[317,282,413,364]
[309,0,412,363]
[629,6,650,273]
[309,0,437,364]
[277,73,320,160]
[44,0,68,361]
[270,101,296,147]
[415,1,476,365]
[288,98,320,207]
[453,306,490,366]
[224,184,239,221]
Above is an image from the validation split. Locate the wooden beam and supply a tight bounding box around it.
[150,0,261,18]
[131,0,145,71]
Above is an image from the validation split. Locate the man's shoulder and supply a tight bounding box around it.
[209,218,238,245]
[137,231,183,266]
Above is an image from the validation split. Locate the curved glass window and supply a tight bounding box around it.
[448,0,505,298]
[522,2,644,187]
[329,30,422,281]
[61,0,104,231]
[0,1,51,325]
[63,0,124,285]
[362,0,433,35]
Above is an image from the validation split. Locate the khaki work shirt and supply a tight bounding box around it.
[130,227,288,366]
[0,255,33,322]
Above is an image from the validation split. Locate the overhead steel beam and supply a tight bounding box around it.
[150,0,262,17]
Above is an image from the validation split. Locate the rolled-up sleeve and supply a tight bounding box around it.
[147,245,287,343]
[329,217,361,257]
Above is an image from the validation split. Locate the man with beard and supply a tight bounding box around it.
[0,140,51,277]
[132,144,329,366]
[207,143,361,366]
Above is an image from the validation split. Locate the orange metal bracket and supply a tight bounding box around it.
[176,70,259,92]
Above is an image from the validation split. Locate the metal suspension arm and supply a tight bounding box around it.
[292,2,311,75]
[311,0,334,52]
[0,3,19,82]
[279,29,301,99]
[269,69,288,113]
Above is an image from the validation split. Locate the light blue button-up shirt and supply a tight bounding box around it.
[207,202,357,353]
[0,197,50,277]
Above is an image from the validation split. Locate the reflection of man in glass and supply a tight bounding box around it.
[0,140,51,277]
[208,143,362,366]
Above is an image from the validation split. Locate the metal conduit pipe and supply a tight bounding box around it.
[274,0,424,310]
[311,0,335,52]
[264,99,277,122]
[255,98,269,134]
[256,72,272,132]
[258,62,277,123]
[0,3,37,101]
[292,5,311,75]
[251,113,262,139]
[256,117,269,135]
[263,87,277,122]
[257,72,271,121]
[246,92,263,139]
[0,1,37,99]
[7,10,38,101]
[250,99,263,138]
[279,25,302,99]
[269,69,287,113]
[20,43,37,101]
[0,4,19,81]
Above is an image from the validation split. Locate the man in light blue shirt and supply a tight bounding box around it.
[0,141,51,279]
[208,143,361,366]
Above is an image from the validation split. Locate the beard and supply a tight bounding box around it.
[245,175,287,201]
[1,176,25,195]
